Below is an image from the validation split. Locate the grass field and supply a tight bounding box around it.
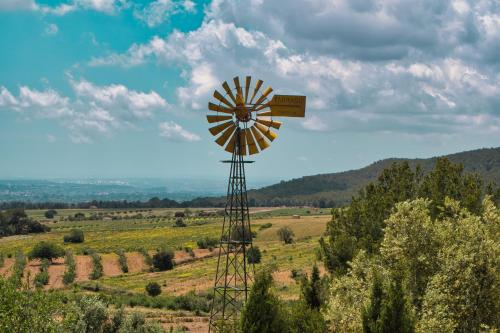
[0,207,330,332]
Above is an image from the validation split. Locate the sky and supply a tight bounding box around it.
[0,0,499,181]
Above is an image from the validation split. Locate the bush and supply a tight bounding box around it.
[9,251,26,286]
[28,241,64,261]
[63,251,76,285]
[34,259,50,287]
[139,248,153,267]
[259,223,273,230]
[116,249,128,273]
[277,227,295,244]
[89,252,103,280]
[197,237,219,249]
[63,229,84,243]
[145,282,162,297]
[175,217,186,227]
[152,248,175,271]
[44,209,57,219]
[247,246,262,264]
[0,253,4,268]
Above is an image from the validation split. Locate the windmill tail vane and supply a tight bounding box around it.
[207,75,306,332]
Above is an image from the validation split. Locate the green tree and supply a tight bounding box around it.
[240,269,289,333]
[152,248,175,271]
[362,272,384,333]
[64,229,85,243]
[288,302,327,333]
[378,275,414,333]
[44,209,57,219]
[28,241,64,262]
[145,282,162,297]
[300,265,323,309]
[277,226,295,244]
[246,246,262,264]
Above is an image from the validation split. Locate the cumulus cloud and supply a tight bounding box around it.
[159,121,201,142]
[89,0,500,139]
[44,23,58,36]
[0,0,128,15]
[133,0,196,27]
[0,79,181,143]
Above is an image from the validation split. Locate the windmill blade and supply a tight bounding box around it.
[207,115,233,123]
[213,89,234,108]
[244,128,259,155]
[256,111,272,117]
[250,125,270,150]
[209,120,234,136]
[233,76,243,100]
[224,131,237,153]
[254,86,273,106]
[215,124,236,146]
[249,79,263,104]
[222,81,237,105]
[254,102,270,112]
[208,102,233,115]
[244,76,251,104]
[256,118,282,129]
[254,122,278,141]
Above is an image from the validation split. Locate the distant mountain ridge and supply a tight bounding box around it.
[244,147,500,206]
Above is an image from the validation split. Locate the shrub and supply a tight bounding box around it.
[145,282,162,297]
[63,251,76,285]
[277,226,295,244]
[116,249,128,273]
[139,248,153,267]
[175,217,186,227]
[63,229,84,243]
[28,241,64,261]
[259,223,273,230]
[196,237,219,249]
[230,225,254,243]
[0,253,4,268]
[9,251,26,286]
[247,246,262,264]
[44,209,57,219]
[89,252,103,280]
[152,248,175,271]
[34,259,50,287]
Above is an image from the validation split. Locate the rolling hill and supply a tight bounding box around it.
[242,147,500,207]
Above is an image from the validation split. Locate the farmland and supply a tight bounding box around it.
[0,206,329,332]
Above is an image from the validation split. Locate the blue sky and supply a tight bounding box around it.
[0,0,499,181]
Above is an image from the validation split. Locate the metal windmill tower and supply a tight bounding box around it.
[206,76,306,332]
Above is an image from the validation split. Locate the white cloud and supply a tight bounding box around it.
[0,0,127,15]
[133,0,196,27]
[0,79,180,144]
[47,134,56,143]
[159,121,201,142]
[44,23,58,35]
[302,115,328,131]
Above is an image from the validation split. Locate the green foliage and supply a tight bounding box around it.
[377,275,414,333]
[64,228,85,243]
[116,249,128,273]
[0,277,62,332]
[247,246,262,264]
[29,241,64,261]
[9,251,26,287]
[63,251,77,285]
[258,222,272,230]
[300,265,323,309]
[230,225,254,243]
[363,272,384,333]
[139,248,153,267]
[174,217,186,227]
[288,302,328,333]
[34,259,50,287]
[0,253,4,268]
[90,252,103,280]
[240,269,289,333]
[152,248,175,271]
[320,158,484,274]
[196,236,218,249]
[0,209,49,236]
[277,226,295,244]
[44,209,57,219]
[145,282,162,297]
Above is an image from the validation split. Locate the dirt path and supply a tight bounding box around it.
[46,258,65,289]
[0,258,14,277]
[75,255,93,282]
[125,252,147,273]
[102,253,122,277]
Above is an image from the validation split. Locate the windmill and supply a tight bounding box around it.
[206,76,306,332]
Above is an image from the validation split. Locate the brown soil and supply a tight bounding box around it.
[102,253,121,277]
[125,252,147,273]
[75,255,93,282]
[23,259,42,286]
[46,258,65,289]
[0,258,14,277]
[161,316,209,333]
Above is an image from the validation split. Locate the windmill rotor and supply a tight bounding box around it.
[207,76,306,156]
